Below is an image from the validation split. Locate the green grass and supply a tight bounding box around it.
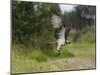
[67,43,95,48]
[12,25,96,74]
[12,43,96,74]
[65,43,96,60]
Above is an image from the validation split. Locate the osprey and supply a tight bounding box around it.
[51,14,71,55]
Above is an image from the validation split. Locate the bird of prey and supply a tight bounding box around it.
[50,14,71,55]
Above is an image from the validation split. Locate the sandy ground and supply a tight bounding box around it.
[46,57,96,70]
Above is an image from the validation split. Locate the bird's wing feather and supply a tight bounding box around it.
[51,14,62,29]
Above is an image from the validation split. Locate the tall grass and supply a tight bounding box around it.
[12,43,95,74]
[12,43,74,62]
[12,25,96,74]
[68,25,96,43]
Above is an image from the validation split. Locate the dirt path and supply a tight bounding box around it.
[42,57,96,71]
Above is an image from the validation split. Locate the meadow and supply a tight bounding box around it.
[12,25,96,74]
[12,43,96,74]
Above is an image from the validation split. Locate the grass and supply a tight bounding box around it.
[12,43,96,74]
[12,25,96,74]
[67,43,95,48]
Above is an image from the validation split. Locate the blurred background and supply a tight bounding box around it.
[12,1,96,46]
[12,1,96,74]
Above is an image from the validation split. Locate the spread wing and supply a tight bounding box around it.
[50,14,71,42]
[51,14,62,29]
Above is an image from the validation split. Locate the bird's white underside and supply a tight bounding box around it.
[56,27,66,51]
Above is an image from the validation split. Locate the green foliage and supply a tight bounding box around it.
[62,5,96,30]
[78,26,96,43]
[12,1,61,50]
[12,1,96,51]
[62,5,96,43]
[68,25,95,43]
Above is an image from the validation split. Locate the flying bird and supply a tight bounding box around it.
[50,14,71,55]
